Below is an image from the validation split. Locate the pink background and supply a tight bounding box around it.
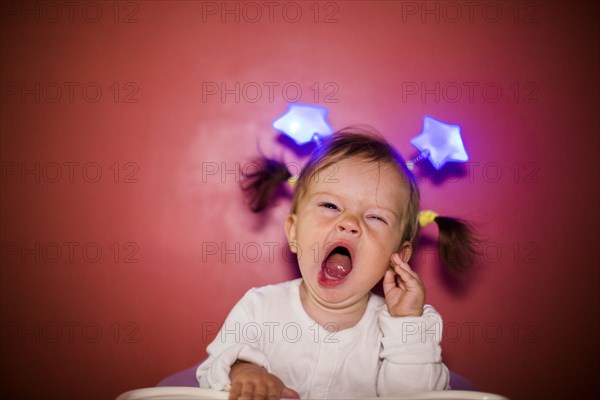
[1,1,598,399]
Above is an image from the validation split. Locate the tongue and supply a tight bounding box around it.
[324,253,352,279]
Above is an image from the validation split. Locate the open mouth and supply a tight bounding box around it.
[319,243,353,287]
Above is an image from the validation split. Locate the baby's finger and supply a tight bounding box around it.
[394,260,421,280]
[390,254,419,279]
[252,381,268,400]
[265,380,283,400]
[281,386,300,399]
[393,264,422,289]
[238,382,255,400]
[382,269,399,295]
[389,253,403,268]
[229,381,243,400]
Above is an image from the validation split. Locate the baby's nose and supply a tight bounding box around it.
[336,216,361,235]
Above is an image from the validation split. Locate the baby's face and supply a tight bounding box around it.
[285,157,410,309]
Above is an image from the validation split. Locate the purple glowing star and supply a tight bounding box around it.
[273,103,333,145]
[410,116,469,170]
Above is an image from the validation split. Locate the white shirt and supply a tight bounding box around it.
[196,279,449,399]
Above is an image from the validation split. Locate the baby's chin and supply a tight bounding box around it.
[300,278,361,305]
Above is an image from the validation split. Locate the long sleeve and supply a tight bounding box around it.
[196,290,270,391]
[377,305,450,396]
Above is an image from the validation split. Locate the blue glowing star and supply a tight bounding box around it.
[273,103,333,145]
[410,116,469,170]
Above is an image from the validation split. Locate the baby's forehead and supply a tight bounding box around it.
[315,157,404,181]
[305,157,410,203]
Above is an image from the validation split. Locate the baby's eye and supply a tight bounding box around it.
[319,202,339,210]
[368,215,388,224]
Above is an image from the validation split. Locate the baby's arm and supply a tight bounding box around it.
[229,361,299,400]
[196,289,299,399]
[377,254,449,394]
[377,306,450,394]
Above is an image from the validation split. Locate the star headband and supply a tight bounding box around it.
[273,103,469,170]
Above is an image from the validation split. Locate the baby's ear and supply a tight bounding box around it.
[284,214,298,253]
[398,241,413,263]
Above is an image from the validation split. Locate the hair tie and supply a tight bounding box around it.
[418,210,439,227]
[287,176,298,188]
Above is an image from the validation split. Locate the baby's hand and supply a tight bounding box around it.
[229,361,299,400]
[382,253,425,317]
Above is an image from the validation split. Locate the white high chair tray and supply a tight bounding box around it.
[116,387,509,400]
[116,387,228,399]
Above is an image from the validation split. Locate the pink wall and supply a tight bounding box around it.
[1,1,598,399]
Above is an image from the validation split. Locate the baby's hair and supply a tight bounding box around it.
[241,157,292,213]
[241,127,477,272]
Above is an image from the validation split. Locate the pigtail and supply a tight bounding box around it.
[240,156,291,212]
[434,216,479,273]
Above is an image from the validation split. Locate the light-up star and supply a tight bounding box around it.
[273,103,333,145]
[410,116,469,170]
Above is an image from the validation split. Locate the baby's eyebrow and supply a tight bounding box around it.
[375,206,399,220]
[309,191,336,199]
[308,191,344,204]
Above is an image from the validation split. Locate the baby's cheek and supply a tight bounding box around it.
[377,232,402,254]
[391,234,406,254]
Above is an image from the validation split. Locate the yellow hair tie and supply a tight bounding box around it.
[287,176,298,187]
[418,210,438,227]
